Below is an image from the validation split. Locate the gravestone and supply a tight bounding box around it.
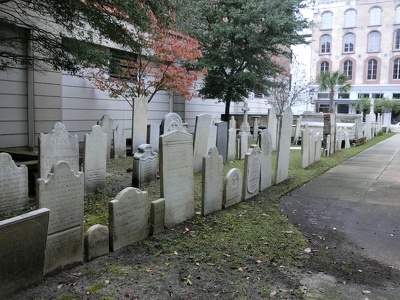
[227,128,236,162]
[326,134,331,157]
[0,208,49,299]
[344,130,351,148]
[37,161,84,275]
[309,130,316,165]
[267,108,278,151]
[114,125,127,158]
[84,125,107,195]
[229,116,236,130]
[193,114,211,172]
[98,115,113,159]
[315,133,322,162]
[160,112,184,135]
[240,102,251,134]
[202,147,223,216]
[223,168,243,208]
[148,123,160,151]
[132,97,148,152]
[215,121,228,164]
[109,187,148,251]
[301,125,310,168]
[336,127,343,151]
[252,116,260,141]
[0,153,28,213]
[365,114,372,140]
[243,145,262,200]
[39,122,79,179]
[84,224,109,261]
[293,116,302,145]
[258,129,272,191]
[160,130,194,227]
[237,131,248,160]
[150,198,165,235]
[132,144,158,187]
[207,123,217,152]
[275,107,293,184]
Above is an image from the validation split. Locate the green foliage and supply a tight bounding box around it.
[351,97,370,115]
[374,97,400,113]
[317,70,351,113]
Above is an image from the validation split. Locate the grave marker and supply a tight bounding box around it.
[132,144,158,187]
[258,129,272,191]
[275,107,293,184]
[202,147,223,216]
[223,168,243,208]
[193,114,211,172]
[150,198,165,235]
[160,112,184,135]
[243,145,262,200]
[114,125,127,158]
[216,121,228,164]
[98,115,113,159]
[84,224,109,261]
[207,123,217,152]
[237,131,248,160]
[227,128,236,162]
[132,97,148,152]
[301,125,310,168]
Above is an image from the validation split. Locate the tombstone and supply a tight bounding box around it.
[315,133,322,162]
[309,130,316,165]
[132,144,158,187]
[202,147,223,216]
[258,129,272,191]
[109,187,148,251]
[159,130,194,227]
[301,125,310,168]
[114,125,127,158]
[243,145,262,200]
[193,114,211,172]
[336,127,343,151]
[223,168,243,208]
[0,153,28,213]
[98,115,113,159]
[132,97,148,152]
[253,116,260,141]
[267,108,278,151]
[207,123,217,152]
[365,114,372,140]
[240,102,251,134]
[150,198,165,235]
[325,134,331,157]
[148,123,160,151]
[293,116,302,145]
[237,131,248,160]
[329,114,336,155]
[275,107,293,184]
[39,122,79,179]
[84,224,109,261]
[37,161,84,275]
[84,125,107,195]
[229,116,236,130]
[215,121,228,164]
[227,128,236,162]
[0,208,49,299]
[344,130,351,148]
[160,112,184,135]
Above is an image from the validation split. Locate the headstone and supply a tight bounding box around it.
[84,125,107,195]
[150,198,165,235]
[148,123,160,151]
[329,114,336,155]
[309,130,316,165]
[132,144,158,187]
[325,134,331,157]
[207,123,217,152]
[98,115,113,159]
[201,147,223,216]
[114,125,127,158]
[39,122,79,179]
[132,97,148,152]
[243,145,262,200]
[0,153,28,213]
[275,107,293,184]
[240,102,251,134]
[237,131,248,160]
[301,125,310,168]
[84,224,109,261]
[160,130,194,226]
[227,128,236,162]
[365,114,372,140]
[344,130,351,148]
[109,187,148,251]
[37,161,84,275]
[229,116,236,130]
[267,108,278,151]
[293,116,302,145]
[223,168,243,208]
[193,114,211,172]
[336,127,343,150]
[215,121,228,164]
[160,112,184,135]
[258,129,272,191]
[253,116,260,141]
[0,208,49,299]
[315,133,322,162]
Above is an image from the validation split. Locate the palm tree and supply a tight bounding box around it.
[317,70,351,113]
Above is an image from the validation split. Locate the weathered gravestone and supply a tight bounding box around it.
[215,121,228,164]
[267,108,278,151]
[0,208,49,299]
[132,144,158,187]
[0,153,28,213]
[132,97,148,152]
[160,112,184,135]
[109,187,148,251]
[237,131,248,160]
[293,116,302,145]
[275,107,293,184]
[223,168,243,208]
[315,133,322,162]
[229,116,236,130]
[227,128,236,162]
[253,116,260,141]
[37,161,84,275]
[309,130,316,165]
[301,125,310,168]
[258,129,272,191]
[240,102,251,134]
[202,147,223,216]
[207,123,217,152]
[148,123,160,151]
[84,224,109,261]
[344,130,351,149]
[243,145,262,200]
[160,130,194,227]
[114,125,127,158]
[98,114,113,159]
[39,122,79,179]
[150,198,165,235]
[84,125,107,195]
[193,114,211,172]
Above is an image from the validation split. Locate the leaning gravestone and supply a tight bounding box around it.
[275,107,293,184]
[84,125,107,195]
[160,130,194,227]
[160,112,184,135]
[0,153,28,213]
[193,114,211,172]
[84,224,109,261]
[114,125,127,158]
[227,128,236,162]
[37,161,84,275]
[132,97,148,152]
[258,129,272,191]
[215,121,228,164]
[0,208,49,299]
[243,145,262,200]
[202,147,223,216]
[109,187,148,251]
[39,122,79,179]
[98,114,113,159]
[132,144,158,187]
[223,168,243,208]
[267,108,278,151]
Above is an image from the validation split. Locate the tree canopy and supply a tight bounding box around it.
[317,70,351,113]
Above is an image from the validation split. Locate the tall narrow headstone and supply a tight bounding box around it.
[216,121,228,164]
[0,153,28,213]
[193,114,211,172]
[160,112,184,135]
[160,131,194,226]
[252,116,260,141]
[275,107,293,184]
[132,97,148,152]
[326,134,331,157]
[202,147,223,216]
[293,116,302,145]
[227,128,236,162]
[309,130,316,165]
[315,133,322,162]
[243,145,262,200]
[344,130,351,148]
[237,131,248,160]
[132,144,158,187]
[258,129,272,191]
[114,125,127,158]
[301,125,310,168]
[207,123,217,152]
[223,168,243,208]
[229,116,237,130]
[148,123,160,151]
[98,115,113,159]
[267,108,278,151]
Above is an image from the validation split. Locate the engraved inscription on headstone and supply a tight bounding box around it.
[84,224,109,261]
[132,144,158,187]
[160,112,184,135]
[223,168,243,208]
[243,145,261,200]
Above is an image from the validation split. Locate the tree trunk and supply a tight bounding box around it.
[222,99,231,122]
[329,89,335,113]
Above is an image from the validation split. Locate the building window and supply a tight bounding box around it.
[367,59,378,80]
[343,33,354,52]
[343,60,353,80]
[320,61,329,73]
[321,12,332,29]
[318,104,330,113]
[109,49,138,80]
[358,93,370,99]
[338,93,350,99]
[370,7,381,26]
[368,31,380,52]
[393,93,400,99]
[344,9,356,27]
[395,30,400,50]
[320,35,331,53]
[396,6,400,23]
[393,58,400,79]
[337,104,349,113]
[318,93,329,99]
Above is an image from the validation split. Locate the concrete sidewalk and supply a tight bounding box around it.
[281,134,400,299]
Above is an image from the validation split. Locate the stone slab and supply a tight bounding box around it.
[98,115,113,159]
[132,97,148,152]
[207,124,217,152]
[193,114,211,172]
[275,107,293,184]
[132,144,158,187]
[215,121,228,164]
[243,145,262,200]
[227,128,236,162]
[258,129,272,191]
[160,112,184,135]
[114,125,127,158]
[84,224,109,261]
[150,198,165,235]
[223,168,243,208]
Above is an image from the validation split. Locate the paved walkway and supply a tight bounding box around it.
[281,134,400,299]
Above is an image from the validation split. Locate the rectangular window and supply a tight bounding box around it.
[338,93,350,99]
[318,104,330,113]
[318,93,329,99]
[337,104,349,113]
[372,93,383,98]
[109,49,138,80]
[393,93,400,99]
[358,93,370,99]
